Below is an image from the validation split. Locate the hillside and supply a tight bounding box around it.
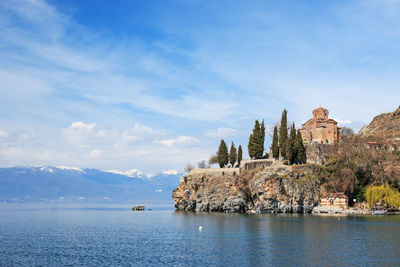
[0,166,181,203]
[359,105,400,142]
[173,164,322,213]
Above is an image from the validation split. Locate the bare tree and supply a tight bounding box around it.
[340,126,355,137]
[198,160,208,169]
[184,164,194,173]
[208,154,218,166]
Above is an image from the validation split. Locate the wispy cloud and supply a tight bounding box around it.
[1,0,400,172]
[204,127,237,138]
[154,136,198,147]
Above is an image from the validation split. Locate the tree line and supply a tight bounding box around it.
[210,109,305,168]
[246,109,305,164]
[270,109,306,164]
[212,140,243,168]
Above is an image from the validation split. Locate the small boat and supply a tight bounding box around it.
[132,205,145,211]
[371,207,388,215]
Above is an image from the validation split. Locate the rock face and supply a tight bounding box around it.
[172,163,322,213]
[305,143,335,164]
[359,105,400,142]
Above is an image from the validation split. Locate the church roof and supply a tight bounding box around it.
[313,107,328,112]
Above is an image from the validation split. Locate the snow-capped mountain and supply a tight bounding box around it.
[105,169,145,178]
[0,166,181,203]
[147,170,184,192]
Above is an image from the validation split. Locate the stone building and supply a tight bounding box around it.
[320,193,348,209]
[300,107,341,144]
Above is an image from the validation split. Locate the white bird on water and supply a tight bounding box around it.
[199,226,203,232]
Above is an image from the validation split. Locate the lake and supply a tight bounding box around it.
[1,204,399,266]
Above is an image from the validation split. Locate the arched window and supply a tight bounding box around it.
[329,199,334,205]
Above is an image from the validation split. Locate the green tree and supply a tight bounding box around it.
[285,122,296,164]
[271,125,279,159]
[256,120,265,159]
[217,139,229,168]
[279,109,288,159]
[294,130,305,164]
[229,142,237,167]
[248,120,261,159]
[365,183,400,208]
[238,145,243,165]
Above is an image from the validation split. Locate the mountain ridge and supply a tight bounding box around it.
[0,166,182,203]
[359,105,400,142]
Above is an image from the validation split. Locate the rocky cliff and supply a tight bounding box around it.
[172,163,323,213]
[359,105,400,142]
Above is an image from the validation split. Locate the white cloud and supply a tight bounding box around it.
[0,130,8,138]
[163,169,178,175]
[60,121,99,147]
[88,149,101,158]
[335,119,352,125]
[0,147,22,155]
[154,136,198,147]
[122,123,163,142]
[204,127,237,138]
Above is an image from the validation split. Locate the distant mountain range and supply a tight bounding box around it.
[0,166,183,203]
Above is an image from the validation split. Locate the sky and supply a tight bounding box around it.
[1,0,400,174]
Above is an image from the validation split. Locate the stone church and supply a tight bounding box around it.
[300,107,341,144]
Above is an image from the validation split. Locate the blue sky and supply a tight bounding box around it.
[1,0,400,174]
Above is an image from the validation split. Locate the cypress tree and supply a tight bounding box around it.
[279,109,288,159]
[271,126,279,159]
[285,122,296,164]
[256,120,265,159]
[217,139,229,168]
[238,145,243,165]
[248,120,261,159]
[295,130,305,164]
[229,142,237,167]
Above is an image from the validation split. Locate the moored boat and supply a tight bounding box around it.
[371,207,388,215]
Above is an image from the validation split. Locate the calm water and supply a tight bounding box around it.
[1,205,400,266]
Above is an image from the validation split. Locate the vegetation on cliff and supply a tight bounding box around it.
[181,105,400,211]
[316,134,400,206]
[248,120,265,159]
[272,110,306,164]
[238,145,243,165]
[271,126,279,159]
[279,109,288,159]
[365,183,400,208]
[359,105,400,142]
[217,139,229,168]
[229,142,237,167]
[172,163,321,213]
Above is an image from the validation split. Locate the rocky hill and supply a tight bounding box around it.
[359,105,400,142]
[172,163,323,213]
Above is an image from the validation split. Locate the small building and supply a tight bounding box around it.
[320,193,348,209]
[300,107,341,144]
[366,141,400,152]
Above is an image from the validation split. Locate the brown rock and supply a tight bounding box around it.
[172,164,322,214]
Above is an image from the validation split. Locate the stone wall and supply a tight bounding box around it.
[190,168,240,176]
[305,143,335,164]
[239,158,274,170]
